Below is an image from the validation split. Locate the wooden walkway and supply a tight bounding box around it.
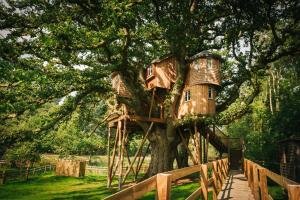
[218,170,254,200]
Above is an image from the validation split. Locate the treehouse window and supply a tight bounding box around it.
[147,65,153,77]
[206,58,212,70]
[208,87,213,99]
[194,60,200,71]
[185,90,191,102]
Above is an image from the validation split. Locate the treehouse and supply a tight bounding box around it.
[145,55,177,90]
[111,72,131,98]
[279,136,300,183]
[177,51,222,118]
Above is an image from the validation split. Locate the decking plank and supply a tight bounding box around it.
[217,170,254,200]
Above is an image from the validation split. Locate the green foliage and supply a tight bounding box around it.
[0,0,299,168]
[4,142,40,164]
[226,56,300,166]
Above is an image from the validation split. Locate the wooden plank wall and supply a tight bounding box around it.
[146,57,177,89]
[186,58,221,86]
[177,85,216,118]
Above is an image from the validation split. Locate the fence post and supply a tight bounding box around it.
[287,185,300,200]
[217,160,223,186]
[212,161,218,200]
[200,164,208,200]
[252,164,259,200]
[156,173,172,200]
[247,161,252,188]
[0,171,5,184]
[259,168,268,200]
[244,159,247,178]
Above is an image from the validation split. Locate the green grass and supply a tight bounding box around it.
[0,172,117,200]
[0,172,206,200]
[268,185,287,200]
[139,182,203,200]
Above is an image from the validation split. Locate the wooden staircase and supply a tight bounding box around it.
[204,126,228,154]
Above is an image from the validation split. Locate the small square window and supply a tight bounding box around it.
[147,65,153,77]
[185,90,191,102]
[194,60,200,71]
[206,58,212,70]
[208,87,213,99]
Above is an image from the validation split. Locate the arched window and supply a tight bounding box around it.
[208,87,213,99]
[185,90,191,102]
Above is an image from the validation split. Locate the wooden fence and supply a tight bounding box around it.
[86,165,148,175]
[104,158,229,200]
[244,159,300,200]
[0,165,55,184]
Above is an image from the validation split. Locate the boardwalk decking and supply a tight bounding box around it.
[218,170,254,200]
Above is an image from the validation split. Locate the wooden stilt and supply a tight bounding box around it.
[136,143,150,180]
[108,127,119,187]
[148,88,156,118]
[119,119,127,188]
[203,136,206,163]
[205,132,209,163]
[178,129,197,165]
[124,147,136,177]
[117,120,122,190]
[195,122,202,164]
[122,122,154,184]
[107,127,111,188]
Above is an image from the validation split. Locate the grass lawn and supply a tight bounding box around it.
[0,172,204,200]
[0,172,118,200]
[1,171,285,200]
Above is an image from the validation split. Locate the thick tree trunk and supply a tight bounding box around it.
[146,125,179,177]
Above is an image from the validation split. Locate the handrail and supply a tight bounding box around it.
[104,158,229,200]
[244,159,300,200]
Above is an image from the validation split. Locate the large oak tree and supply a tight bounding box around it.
[0,0,299,176]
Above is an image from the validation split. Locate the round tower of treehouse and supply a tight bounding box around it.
[177,51,222,118]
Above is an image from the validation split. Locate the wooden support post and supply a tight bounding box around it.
[119,119,127,187]
[244,159,247,178]
[195,123,202,164]
[149,88,156,118]
[217,160,223,186]
[117,120,122,190]
[122,122,154,184]
[252,164,259,200]
[212,161,218,200]
[287,185,300,200]
[124,147,136,177]
[108,128,119,187]
[190,128,199,164]
[178,129,197,165]
[156,173,172,200]
[247,160,252,188]
[205,132,209,163]
[203,135,206,163]
[200,164,208,200]
[136,143,150,180]
[259,168,268,200]
[107,127,111,188]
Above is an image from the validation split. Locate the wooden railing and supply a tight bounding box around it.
[244,159,300,200]
[104,158,229,200]
[0,165,56,184]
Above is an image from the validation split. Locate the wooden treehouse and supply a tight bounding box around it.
[177,51,222,118]
[279,136,300,183]
[105,51,245,190]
